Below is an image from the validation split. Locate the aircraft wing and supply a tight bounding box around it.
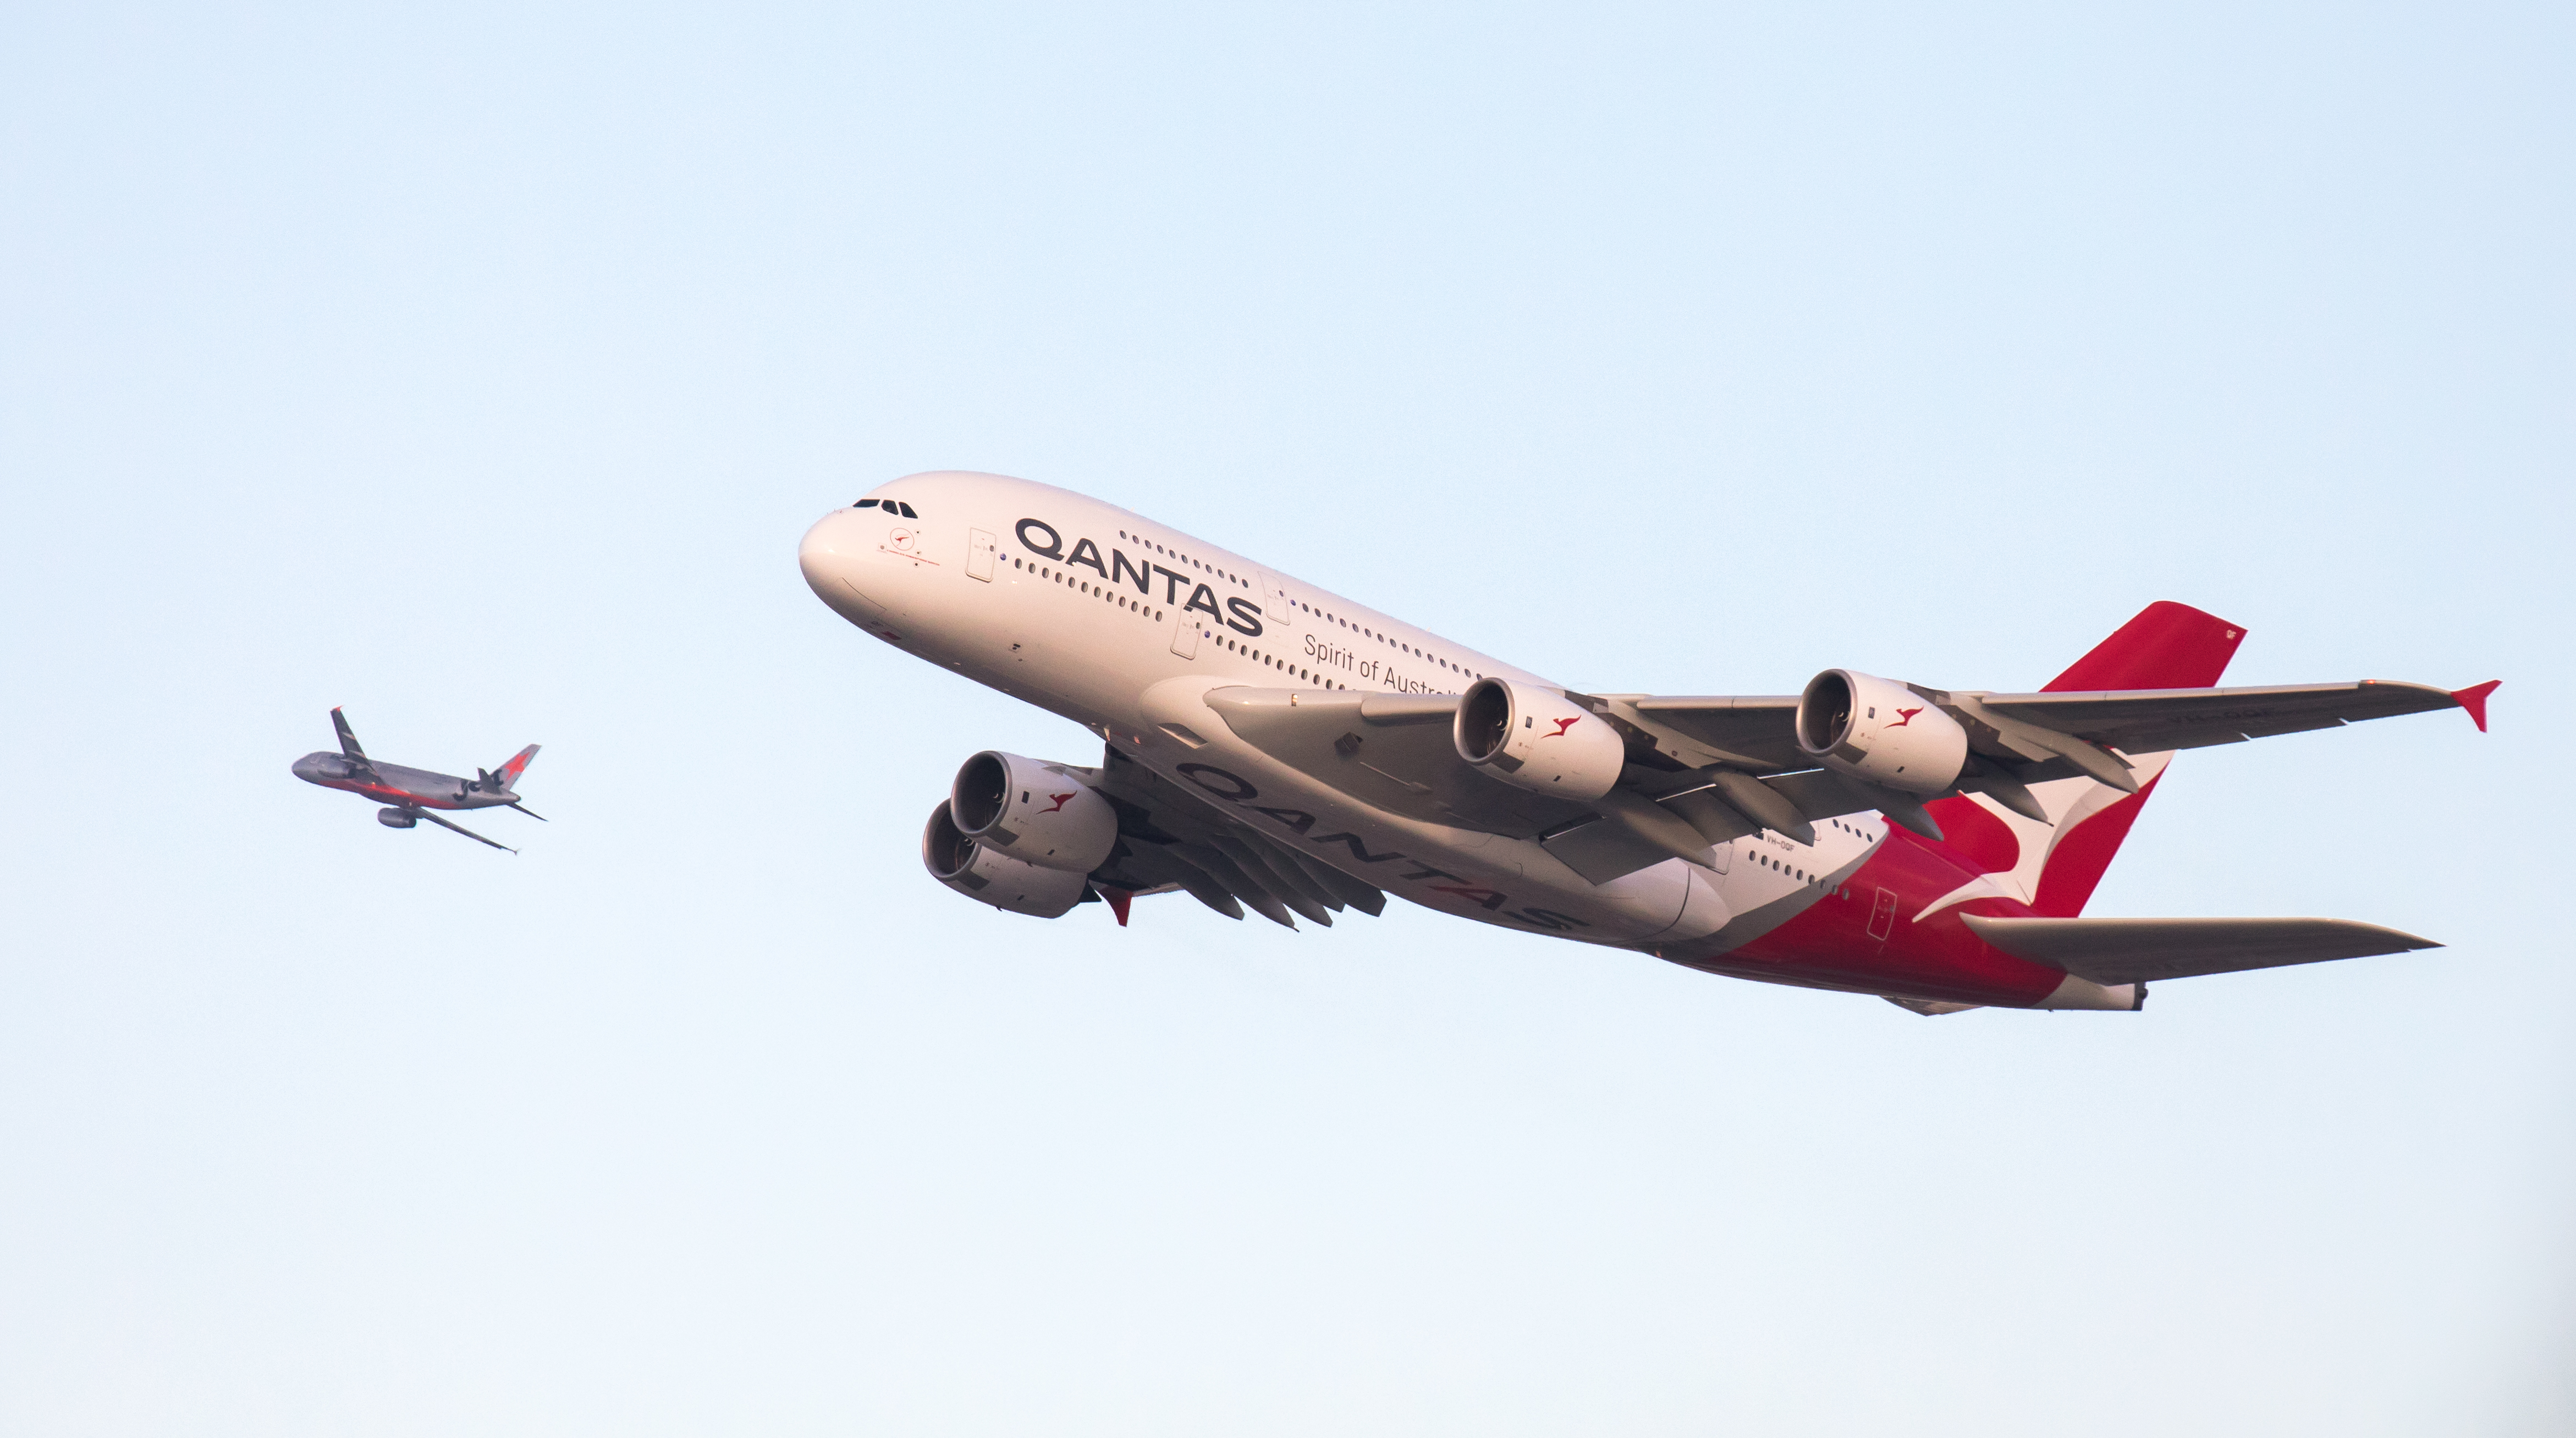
[1086,746,1387,930]
[415,808,516,853]
[329,706,386,784]
[1620,680,2487,766]
[1960,913,2440,985]
[1196,687,1760,886]
[1190,675,2490,888]
[1959,679,2483,754]
[1617,695,1806,769]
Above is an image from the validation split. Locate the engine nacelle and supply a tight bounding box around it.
[1796,669,1968,795]
[1454,678,1627,802]
[922,802,1091,918]
[376,808,416,828]
[948,750,1119,873]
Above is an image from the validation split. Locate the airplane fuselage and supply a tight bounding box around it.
[799,471,2168,1012]
[291,754,516,812]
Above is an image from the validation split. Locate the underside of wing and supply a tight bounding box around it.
[1617,695,1806,769]
[1195,688,1758,885]
[1088,745,1386,929]
[1180,663,2490,890]
[1201,689,1599,836]
[1960,913,2442,985]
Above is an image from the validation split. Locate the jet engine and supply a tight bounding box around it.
[377,807,416,828]
[1795,669,1968,794]
[922,802,1091,918]
[948,750,1119,873]
[1454,678,1627,802]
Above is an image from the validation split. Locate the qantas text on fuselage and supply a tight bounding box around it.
[799,471,2494,1015]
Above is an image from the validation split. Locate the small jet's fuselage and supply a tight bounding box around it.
[293,710,542,851]
[291,753,517,811]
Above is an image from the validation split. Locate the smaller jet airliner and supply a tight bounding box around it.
[798,471,2498,1014]
[293,708,543,852]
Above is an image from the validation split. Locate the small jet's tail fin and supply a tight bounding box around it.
[2024,602,2245,916]
[493,744,540,790]
[331,706,368,761]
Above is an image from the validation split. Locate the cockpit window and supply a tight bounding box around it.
[855,498,880,508]
[898,502,918,518]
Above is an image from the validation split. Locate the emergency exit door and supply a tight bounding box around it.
[1867,888,1898,941]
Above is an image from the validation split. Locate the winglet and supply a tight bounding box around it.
[2451,680,2501,733]
[1104,888,1132,927]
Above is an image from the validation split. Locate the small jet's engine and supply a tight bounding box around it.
[1454,678,1627,802]
[947,750,1120,873]
[377,808,417,828]
[922,802,1090,918]
[1796,669,1968,794]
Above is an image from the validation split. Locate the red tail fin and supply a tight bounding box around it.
[494,744,540,789]
[2043,600,2245,692]
[2024,603,2245,916]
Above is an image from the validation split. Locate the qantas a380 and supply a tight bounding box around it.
[800,472,2496,1016]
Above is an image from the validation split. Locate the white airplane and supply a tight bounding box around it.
[799,471,2495,1014]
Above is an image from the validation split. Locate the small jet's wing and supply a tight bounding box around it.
[329,707,386,783]
[1961,913,2440,985]
[509,802,547,821]
[332,706,367,759]
[415,808,516,853]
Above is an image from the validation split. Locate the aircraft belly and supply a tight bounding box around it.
[1668,832,2074,1008]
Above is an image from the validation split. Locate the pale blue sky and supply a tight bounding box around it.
[3,3,2569,1434]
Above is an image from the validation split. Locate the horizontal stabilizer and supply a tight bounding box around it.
[1961,913,2440,985]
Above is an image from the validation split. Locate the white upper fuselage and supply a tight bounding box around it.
[799,470,1882,951]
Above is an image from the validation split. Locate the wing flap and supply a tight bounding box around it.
[1538,814,1682,885]
[1621,695,1805,769]
[1961,913,2441,985]
[1088,744,1387,929]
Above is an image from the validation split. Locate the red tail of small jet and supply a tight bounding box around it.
[494,744,541,789]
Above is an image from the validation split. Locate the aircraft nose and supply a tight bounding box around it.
[799,507,894,623]
[797,508,863,594]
